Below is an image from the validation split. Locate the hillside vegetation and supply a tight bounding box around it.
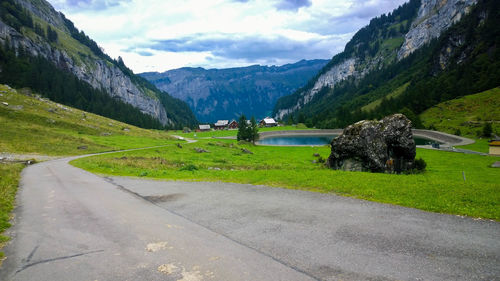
[0,0,197,129]
[0,84,175,156]
[421,87,500,138]
[274,0,500,130]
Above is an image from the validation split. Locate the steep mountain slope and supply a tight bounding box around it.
[420,87,500,137]
[141,59,329,122]
[273,0,499,129]
[0,0,197,128]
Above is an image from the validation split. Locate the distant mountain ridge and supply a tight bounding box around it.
[140,59,329,122]
[0,0,197,128]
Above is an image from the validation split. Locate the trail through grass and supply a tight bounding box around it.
[72,139,500,220]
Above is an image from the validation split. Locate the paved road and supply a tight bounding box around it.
[1,157,499,281]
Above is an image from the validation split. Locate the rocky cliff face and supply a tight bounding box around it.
[0,0,170,125]
[141,60,329,122]
[274,0,477,120]
[397,0,477,59]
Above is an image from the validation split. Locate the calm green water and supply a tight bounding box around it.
[258,135,441,146]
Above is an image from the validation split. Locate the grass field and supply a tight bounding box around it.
[72,138,500,221]
[0,85,175,156]
[0,163,24,264]
[420,87,500,138]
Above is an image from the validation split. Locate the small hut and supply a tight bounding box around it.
[198,124,211,131]
[489,139,500,156]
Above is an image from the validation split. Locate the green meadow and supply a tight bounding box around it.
[420,87,500,139]
[0,84,175,156]
[72,138,500,220]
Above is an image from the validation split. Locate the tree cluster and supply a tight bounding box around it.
[237,115,259,144]
[0,43,166,130]
[276,0,500,130]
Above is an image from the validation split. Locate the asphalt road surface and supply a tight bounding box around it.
[0,156,499,281]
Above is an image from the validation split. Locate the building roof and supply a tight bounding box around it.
[262,117,276,124]
[199,124,211,130]
[215,120,229,126]
[489,140,500,146]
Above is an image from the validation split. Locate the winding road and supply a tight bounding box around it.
[0,152,499,280]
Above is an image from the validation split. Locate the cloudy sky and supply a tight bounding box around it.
[47,0,408,73]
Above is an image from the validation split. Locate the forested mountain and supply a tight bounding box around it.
[0,0,197,129]
[273,0,499,129]
[141,59,328,122]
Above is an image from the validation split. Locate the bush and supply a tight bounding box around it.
[180,164,198,171]
[296,123,307,129]
[413,158,427,172]
[482,122,492,138]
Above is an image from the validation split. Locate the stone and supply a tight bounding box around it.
[241,148,253,154]
[77,146,88,150]
[194,147,209,153]
[176,143,183,148]
[492,162,500,168]
[2,102,8,106]
[327,114,416,173]
[313,153,320,157]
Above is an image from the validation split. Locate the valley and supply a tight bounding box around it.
[0,0,499,279]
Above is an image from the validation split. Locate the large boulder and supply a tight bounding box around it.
[327,114,416,173]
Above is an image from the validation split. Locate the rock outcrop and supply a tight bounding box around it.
[397,0,477,59]
[0,1,170,125]
[274,0,478,120]
[327,114,416,173]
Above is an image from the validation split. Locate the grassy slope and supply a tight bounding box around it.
[72,138,500,220]
[361,82,410,112]
[0,163,23,265]
[420,87,500,150]
[0,84,176,156]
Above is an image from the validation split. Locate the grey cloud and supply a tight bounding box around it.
[50,0,128,11]
[126,33,339,63]
[137,50,154,56]
[275,0,312,11]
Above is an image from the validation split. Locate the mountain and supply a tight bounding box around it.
[140,59,329,122]
[273,0,499,129]
[0,0,197,129]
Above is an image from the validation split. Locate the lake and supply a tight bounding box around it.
[257,135,442,146]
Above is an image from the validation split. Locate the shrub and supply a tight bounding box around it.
[180,164,198,171]
[413,158,427,172]
[482,122,492,138]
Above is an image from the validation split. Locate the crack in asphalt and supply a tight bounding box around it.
[102,176,322,281]
[24,245,39,263]
[15,250,104,274]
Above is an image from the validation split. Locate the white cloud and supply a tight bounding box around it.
[48,0,408,73]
